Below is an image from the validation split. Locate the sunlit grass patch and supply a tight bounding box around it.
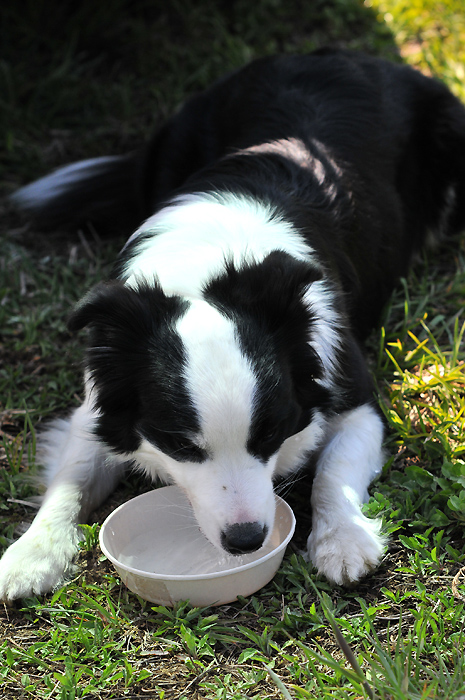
[368,0,465,100]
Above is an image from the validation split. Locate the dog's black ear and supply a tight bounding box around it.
[203,251,322,334]
[204,252,329,411]
[68,280,184,333]
[67,280,188,454]
[68,281,122,332]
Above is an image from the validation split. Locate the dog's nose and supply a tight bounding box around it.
[221,522,267,555]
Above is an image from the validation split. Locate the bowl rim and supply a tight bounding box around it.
[99,486,296,582]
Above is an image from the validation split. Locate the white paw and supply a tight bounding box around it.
[306,514,386,585]
[0,525,80,601]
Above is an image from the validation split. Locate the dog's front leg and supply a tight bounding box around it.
[0,400,124,601]
[307,403,387,585]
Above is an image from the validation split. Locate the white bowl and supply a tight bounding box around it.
[99,485,295,606]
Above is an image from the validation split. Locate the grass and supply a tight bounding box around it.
[367,0,465,100]
[1,0,465,698]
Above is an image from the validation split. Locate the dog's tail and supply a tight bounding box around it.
[10,153,144,234]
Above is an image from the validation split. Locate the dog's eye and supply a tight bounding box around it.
[139,424,207,462]
[259,419,289,448]
[171,436,207,462]
[175,438,194,451]
[262,430,276,444]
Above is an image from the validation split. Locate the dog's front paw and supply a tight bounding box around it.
[0,526,80,601]
[306,514,386,585]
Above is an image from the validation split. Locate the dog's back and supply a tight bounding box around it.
[13,50,465,335]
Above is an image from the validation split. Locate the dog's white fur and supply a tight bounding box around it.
[123,192,314,292]
[307,404,385,583]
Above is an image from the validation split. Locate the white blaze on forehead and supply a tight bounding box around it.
[175,299,257,451]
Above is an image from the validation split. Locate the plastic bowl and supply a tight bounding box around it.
[99,485,295,606]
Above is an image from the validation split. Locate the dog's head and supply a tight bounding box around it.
[69,252,331,554]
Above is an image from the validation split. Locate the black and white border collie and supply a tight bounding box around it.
[1,49,465,601]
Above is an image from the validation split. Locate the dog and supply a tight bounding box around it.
[1,49,465,601]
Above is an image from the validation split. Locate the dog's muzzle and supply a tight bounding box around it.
[221,522,268,555]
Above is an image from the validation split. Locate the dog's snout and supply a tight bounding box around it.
[221,522,267,555]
